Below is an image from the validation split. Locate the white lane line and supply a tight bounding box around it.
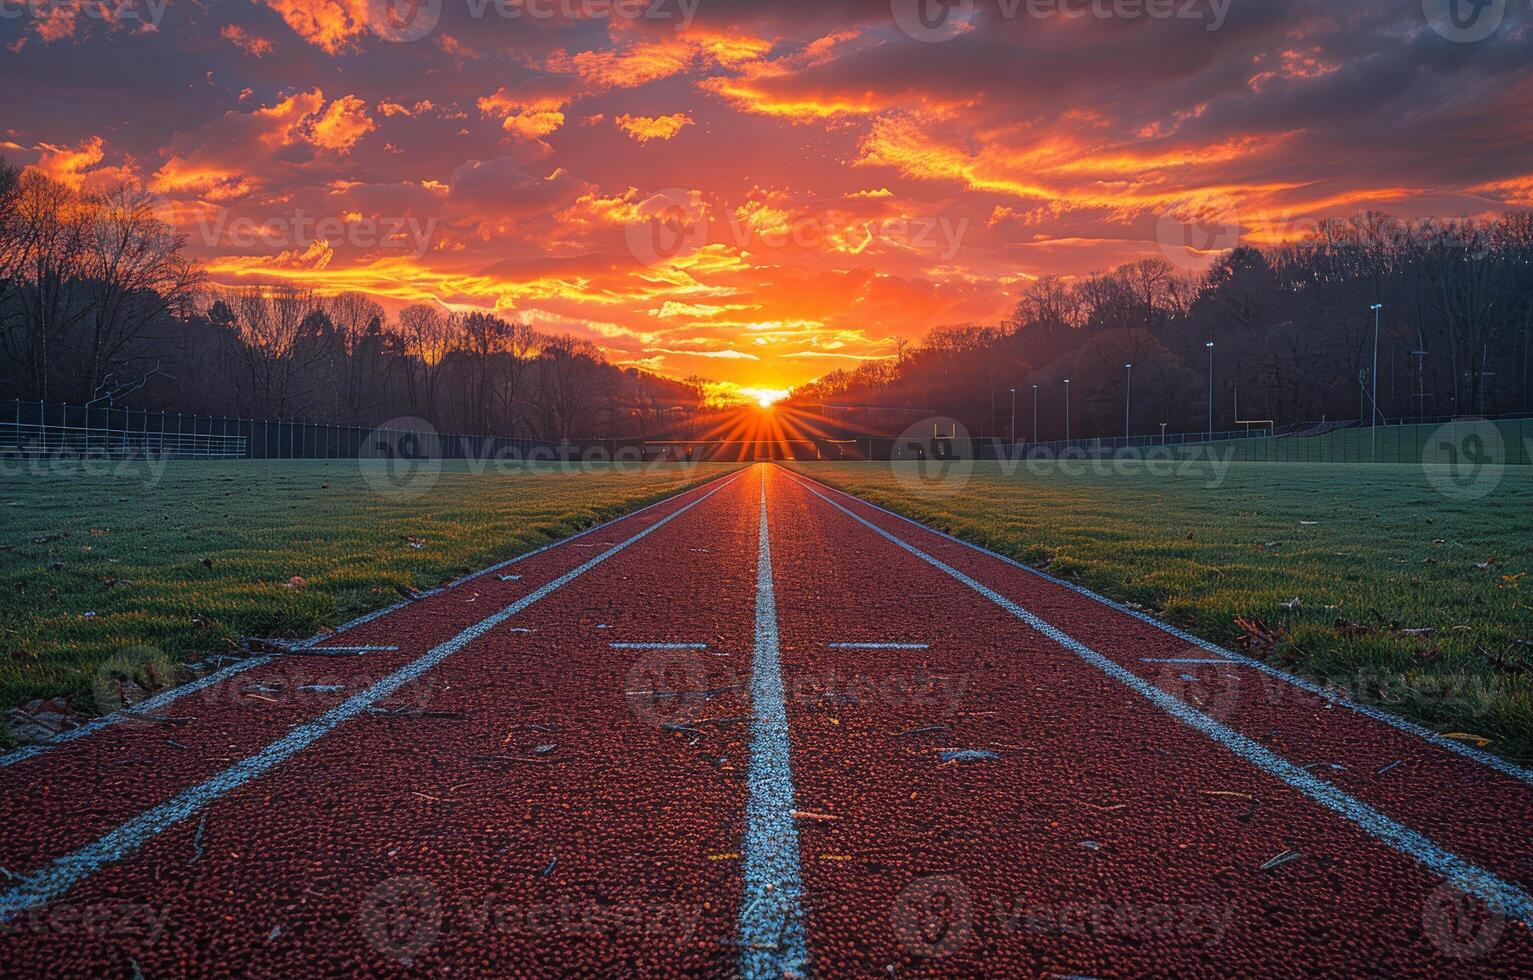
[0,472,745,920]
[787,470,1533,788]
[0,472,741,771]
[739,472,810,979]
[283,646,400,656]
[792,475,1533,927]
[828,642,929,650]
[609,642,708,650]
[0,656,279,770]
[1140,658,1235,665]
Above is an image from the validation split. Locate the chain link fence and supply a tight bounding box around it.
[3,400,1529,466]
[882,415,1533,465]
[0,400,562,461]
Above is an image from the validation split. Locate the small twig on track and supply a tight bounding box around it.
[1076,800,1127,812]
[624,684,741,700]
[891,725,948,738]
[137,714,192,726]
[367,706,464,720]
[469,754,555,764]
[187,813,207,864]
[1258,849,1301,873]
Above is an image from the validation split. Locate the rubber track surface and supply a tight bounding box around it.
[0,464,1526,977]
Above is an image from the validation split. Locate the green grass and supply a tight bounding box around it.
[787,459,1533,761]
[0,459,734,730]
[1087,418,1533,465]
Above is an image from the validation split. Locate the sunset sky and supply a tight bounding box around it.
[4,0,1530,398]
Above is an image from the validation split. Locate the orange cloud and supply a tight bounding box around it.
[547,30,772,90]
[1248,48,1340,90]
[149,90,382,205]
[220,24,276,57]
[308,95,376,152]
[614,113,693,144]
[210,239,336,272]
[378,100,436,118]
[477,82,580,142]
[34,3,81,42]
[550,40,696,90]
[699,29,931,121]
[473,29,775,148]
[1471,175,1533,207]
[30,136,107,189]
[258,0,369,53]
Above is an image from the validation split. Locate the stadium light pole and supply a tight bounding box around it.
[1370,303,1383,460]
[1010,388,1017,446]
[1124,363,1133,441]
[1205,341,1215,438]
[1064,379,1071,443]
[1032,385,1039,444]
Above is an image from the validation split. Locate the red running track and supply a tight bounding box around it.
[0,463,1527,977]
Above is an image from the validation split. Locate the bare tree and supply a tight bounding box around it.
[495,320,539,437]
[0,171,94,400]
[453,311,511,434]
[1422,219,1525,414]
[0,158,24,311]
[534,333,605,441]
[215,286,327,417]
[325,292,385,422]
[80,186,203,401]
[397,304,450,421]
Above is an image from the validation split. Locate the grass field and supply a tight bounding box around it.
[788,459,1533,761]
[0,459,733,734]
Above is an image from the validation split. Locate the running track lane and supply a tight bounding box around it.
[2,464,1528,976]
[766,465,1531,975]
[0,470,742,875]
[781,468,1533,888]
[0,469,771,975]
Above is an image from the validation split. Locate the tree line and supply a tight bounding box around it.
[793,212,1533,441]
[5,154,1530,444]
[0,161,704,440]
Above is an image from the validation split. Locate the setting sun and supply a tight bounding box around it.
[743,387,791,410]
